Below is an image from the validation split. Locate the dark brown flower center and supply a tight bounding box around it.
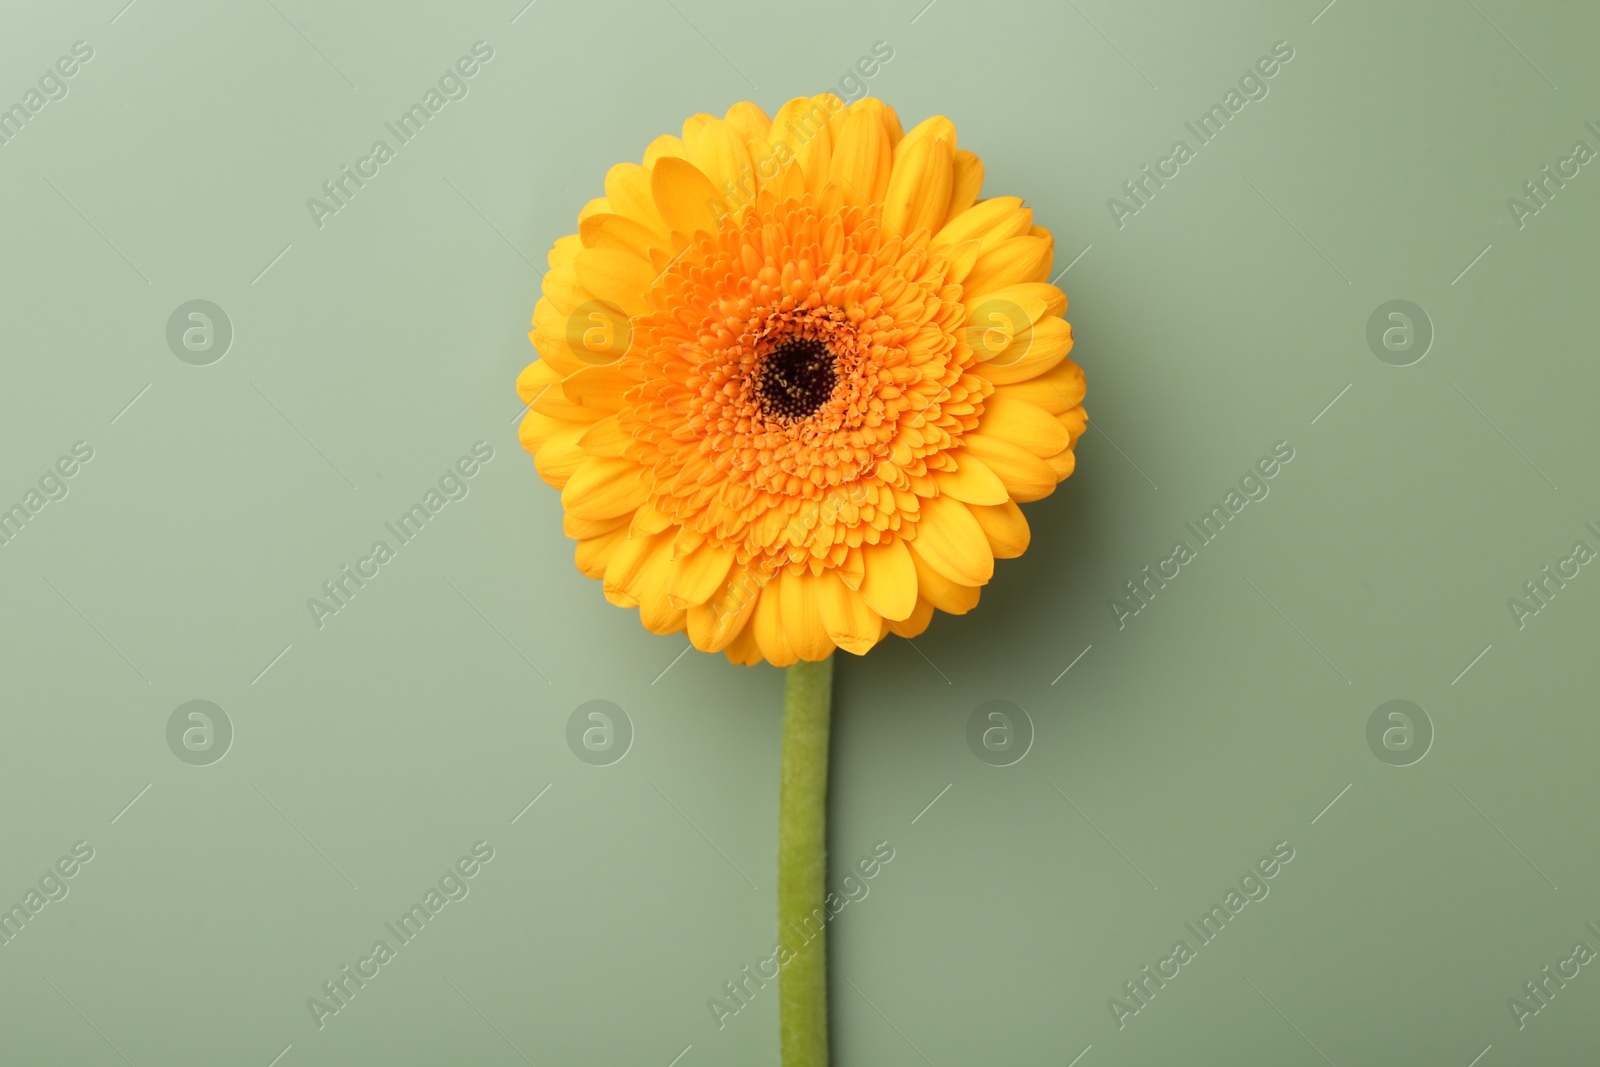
[757,337,837,421]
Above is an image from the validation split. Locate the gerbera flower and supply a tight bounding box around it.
[517,94,1085,666]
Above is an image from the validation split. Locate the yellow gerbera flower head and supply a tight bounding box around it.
[517,95,1086,666]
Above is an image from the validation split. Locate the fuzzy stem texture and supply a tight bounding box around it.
[778,655,834,1067]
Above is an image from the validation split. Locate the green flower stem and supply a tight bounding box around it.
[778,655,834,1067]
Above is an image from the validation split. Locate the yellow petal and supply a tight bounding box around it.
[963,298,1041,369]
[575,525,630,580]
[880,103,905,146]
[908,494,994,586]
[1059,404,1088,445]
[687,566,761,653]
[887,597,936,638]
[908,549,981,614]
[564,511,629,541]
[548,233,584,270]
[979,394,1071,457]
[635,536,688,635]
[895,115,956,157]
[603,162,667,235]
[561,456,648,519]
[602,529,661,607]
[813,94,849,145]
[829,106,891,207]
[643,134,685,168]
[1046,447,1077,481]
[723,101,772,144]
[857,538,917,621]
[770,96,835,195]
[997,359,1086,414]
[816,573,881,655]
[751,579,796,666]
[573,247,654,318]
[562,364,632,413]
[972,281,1067,322]
[535,422,587,488]
[882,133,952,238]
[947,149,983,220]
[686,118,753,197]
[668,541,736,607]
[724,102,775,201]
[933,450,1009,506]
[724,621,764,666]
[837,546,865,590]
[518,409,565,456]
[962,235,1053,296]
[538,263,585,315]
[515,358,559,405]
[577,415,628,458]
[970,500,1030,559]
[962,435,1056,502]
[530,299,600,376]
[780,569,835,662]
[771,158,808,202]
[651,155,726,238]
[672,525,706,559]
[934,196,1032,251]
[531,377,604,423]
[940,238,981,285]
[578,212,664,259]
[979,317,1074,385]
[629,503,673,538]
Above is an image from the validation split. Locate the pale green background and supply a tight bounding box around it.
[1,0,1597,1063]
